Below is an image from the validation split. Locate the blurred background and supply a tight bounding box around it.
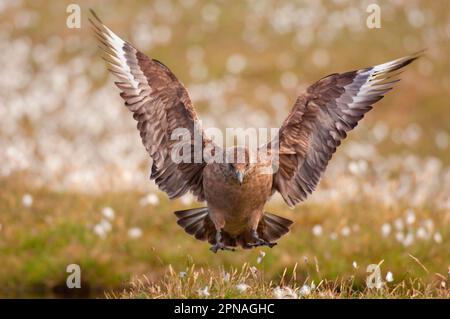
[0,0,448,298]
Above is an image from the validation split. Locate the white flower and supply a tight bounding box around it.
[93,218,112,239]
[312,224,323,237]
[273,286,298,299]
[405,209,416,225]
[416,227,428,240]
[99,219,112,232]
[435,131,449,149]
[395,232,405,243]
[139,193,159,206]
[352,261,358,269]
[381,223,391,237]
[299,284,311,296]
[93,223,107,239]
[102,207,115,220]
[402,232,414,247]
[340,226,351,237]
[179,271,187,278]
[22,193,33,207]
[180,194,194,206]
[249,266,258,275]
[256,251,266,264]
[433,232,442,244]
[127,227,143,239]
[236,283,249,293]
[394,218,404,231]
[226,54,247,74]
[386,271,394,282]
[197,286,210,297]
[223,272,230,282]
[329,232,337,240]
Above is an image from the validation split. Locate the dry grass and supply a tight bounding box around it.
[113,263,449,299]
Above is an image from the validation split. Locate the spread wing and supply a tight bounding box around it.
[269,52,421,207]
[89,10,211,201]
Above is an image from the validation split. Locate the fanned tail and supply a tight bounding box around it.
[257,212,293,243]
[174,207,215,243]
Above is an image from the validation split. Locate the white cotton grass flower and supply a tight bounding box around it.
[340,226,351,237]
[101,207,115,220]
[93,224,107,239]
[435,131,449,149]
[197,286,210,297]
[402,232,414,247]
[394,218,404,231]
[127,227,143,239]
[381,223,391,237]
[22,193,33,207]
[201,3,220,23]
[299,284,311,296]
[256,251,266,264]
[99,219,112,232]
[352,261,358,269]
[226,54,247,74]
[433,232,443,244]
[312,224,323,237]
[180,193,194,206]
[273,286,298,299]
[93,219,112,239]
[395,232,405,243]
[139,193,160,206]
[416,227,428,240]
[386,271,394,282]
[236,283,249,293]
[405,209,416,225]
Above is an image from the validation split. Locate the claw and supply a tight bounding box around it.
[210,243,235,253]
[248,229,277,248]
[247,240,277,248]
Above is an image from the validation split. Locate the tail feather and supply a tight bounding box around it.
[258,212,293,243]
[175,208,293,249]
[174,207,215,242]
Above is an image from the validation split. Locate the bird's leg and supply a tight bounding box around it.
[210,229,235,253]
[248,229,277,248]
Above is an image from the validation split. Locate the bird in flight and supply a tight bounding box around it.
[89,10,420,252]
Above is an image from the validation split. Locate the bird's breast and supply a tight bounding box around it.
[203,163,273,217]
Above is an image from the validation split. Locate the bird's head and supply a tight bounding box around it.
[224,147,252,185]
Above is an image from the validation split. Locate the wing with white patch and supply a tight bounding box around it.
[269,52,421,207]
[89,10,211,201]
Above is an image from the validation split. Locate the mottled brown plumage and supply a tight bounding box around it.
[90,10,420,252]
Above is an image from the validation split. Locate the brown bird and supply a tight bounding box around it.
[90,10,420,252]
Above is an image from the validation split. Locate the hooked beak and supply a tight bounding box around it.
[236,171,244,185]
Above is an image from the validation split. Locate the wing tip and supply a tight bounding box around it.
[89,8,103,24]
